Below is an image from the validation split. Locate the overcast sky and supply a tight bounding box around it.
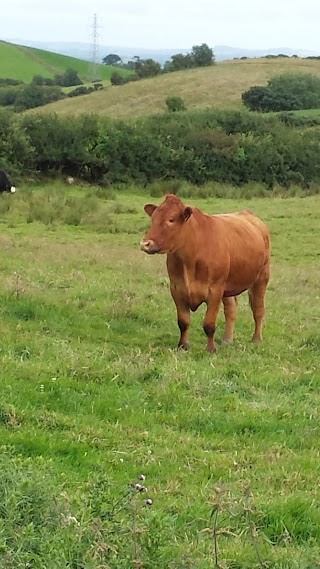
[3,0,320,52]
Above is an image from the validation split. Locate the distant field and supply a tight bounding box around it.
[0,40,131,83]
[0,41,53,82]
[0,182,319,567]
[27,56,320,118]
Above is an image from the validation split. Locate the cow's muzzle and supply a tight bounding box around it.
[140,239,161,254]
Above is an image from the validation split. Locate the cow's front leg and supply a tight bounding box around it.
[203,289,224,352]
[171,287,190,350]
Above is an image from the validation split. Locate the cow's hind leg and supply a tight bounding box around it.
[203,289,224,352]
[222,296,238,344]
[248,272,269,342]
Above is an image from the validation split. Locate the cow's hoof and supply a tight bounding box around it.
[178,342,189,351]
[251,336,262,343]
[221,338,233,346]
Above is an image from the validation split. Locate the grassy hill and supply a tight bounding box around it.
[26,56,320,118]
[2,41,320,118]
[0,40,130,83]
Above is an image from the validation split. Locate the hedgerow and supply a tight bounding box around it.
[1,107,320,189]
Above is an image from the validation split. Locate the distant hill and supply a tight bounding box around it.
[5,38,320,64]
[5,40,188,65]
[26,56,320,119]
[0,40,131,83]
[215,45,320,60]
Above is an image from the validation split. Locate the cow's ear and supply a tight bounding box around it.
[144,204,157,217]
[183,206,192,221]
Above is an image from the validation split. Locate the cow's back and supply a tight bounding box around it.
[214,210,270,258]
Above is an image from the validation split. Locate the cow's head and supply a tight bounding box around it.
[140,194,192,254]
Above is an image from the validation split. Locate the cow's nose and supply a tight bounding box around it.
[140,239,160,254]
[140,239,151,251]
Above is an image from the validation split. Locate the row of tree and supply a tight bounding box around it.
[31,68,83,87]
[0,69,98,111]
[1,107,320,189]
[104,44,215,84]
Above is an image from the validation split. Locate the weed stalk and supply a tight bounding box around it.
[243,486,266,569]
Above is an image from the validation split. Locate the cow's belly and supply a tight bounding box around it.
[225,262,264,296]
[223,287,247,298]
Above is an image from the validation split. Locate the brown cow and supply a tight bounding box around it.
[140,194,270,352]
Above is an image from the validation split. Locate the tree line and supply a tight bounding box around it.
[104,44,215,85]
[0,69,102,112]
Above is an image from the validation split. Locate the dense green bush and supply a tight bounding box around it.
[1,107,320,189]
[111,71,127,86]
[242,73,320,112]
[165,96,187,112]
[0,108,34,173]
[0,71,91,113]
[0,86,20,106]
[0,78,24,86]
[31,75,55,87]
[134,59,162,79]
[0,84,65,111]
[67,86,94,97]
[13,85,65,111]
[53,68,83,87]
[0,70,88,111]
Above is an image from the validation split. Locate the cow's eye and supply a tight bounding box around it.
[168,218,175,224]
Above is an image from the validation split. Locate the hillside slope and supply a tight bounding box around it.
[0,41,129,83]
[27,56,320,118]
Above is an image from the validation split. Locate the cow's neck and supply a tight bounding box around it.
[172,211,205,264]
[169,215,201,277]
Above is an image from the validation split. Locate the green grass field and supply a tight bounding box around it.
[0,40,131,83]
[0,182,319,567]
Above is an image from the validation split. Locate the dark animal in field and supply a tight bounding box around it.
[0,170,16,193]
[140,194,270,352]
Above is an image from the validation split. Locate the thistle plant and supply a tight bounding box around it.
[129,474,153,568]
